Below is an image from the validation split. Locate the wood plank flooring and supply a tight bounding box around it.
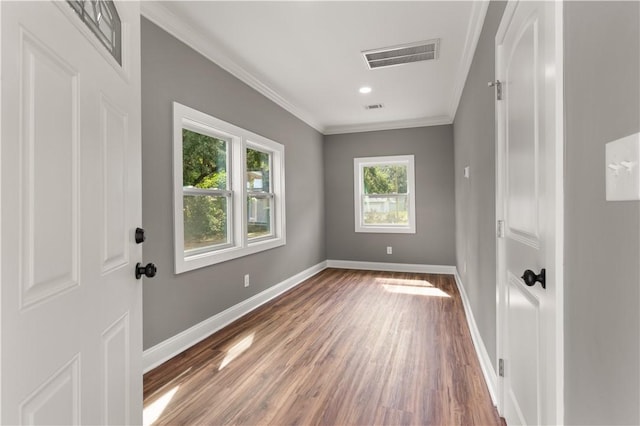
[144,268,503,425]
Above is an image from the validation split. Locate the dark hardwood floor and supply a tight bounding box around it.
[143,268,503,425]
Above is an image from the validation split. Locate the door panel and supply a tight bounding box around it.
[20,355,80,425]
[2,2,142,424]
[20,30,80,309]
[497,1,562,425]
[503,6,544,423]
[506,273,540,425]
[506,17,540,244]
[102,313,131,425]
[101,96,130,274]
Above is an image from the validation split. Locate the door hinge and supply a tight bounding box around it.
[497,220,505,238]
[488,80,502,100]
[499,358,505,377]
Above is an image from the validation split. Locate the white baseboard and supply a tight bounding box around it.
[453,270,498,406]
[142,261,327,373]
[326,259,456,275]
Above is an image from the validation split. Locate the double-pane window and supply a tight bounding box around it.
[173,103,285,273]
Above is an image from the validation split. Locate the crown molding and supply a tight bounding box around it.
[141,2,325,134]
[141,1,487,137]
[448,0,490,120]
[323,115,453,136]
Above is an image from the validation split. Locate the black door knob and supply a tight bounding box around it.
[135,262,157,279]
[521,268,545,289]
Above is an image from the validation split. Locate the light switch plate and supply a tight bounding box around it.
[605,132,640,201]
[463,166,470,179]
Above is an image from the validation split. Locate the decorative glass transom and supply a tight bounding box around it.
[67,0,122,65]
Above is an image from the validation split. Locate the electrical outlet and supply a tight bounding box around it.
[244,274,250,287]
[386,246,393,255]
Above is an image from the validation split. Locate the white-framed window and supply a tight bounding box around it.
[173,102,285,273]
[354,155,416,234]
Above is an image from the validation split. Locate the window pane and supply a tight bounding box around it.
[183,129,228,190]
[362,195,409,225]
[246,148,270,192]
[67,0,121,64]
[363,164,407,194]
[247,196,271,239]
[183,195,228,251]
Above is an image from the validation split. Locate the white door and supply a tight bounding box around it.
[1,1,144,424]
[496,1,563,425]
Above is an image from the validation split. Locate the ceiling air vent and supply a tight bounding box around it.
[365,104,384,110]
[362,39,440,70]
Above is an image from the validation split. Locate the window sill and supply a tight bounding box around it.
[355,225,416,234]
[175,237,285,274]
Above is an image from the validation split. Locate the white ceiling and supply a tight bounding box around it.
[142,1,489,135]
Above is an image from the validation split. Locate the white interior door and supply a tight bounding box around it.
[1,1,143,424]
[496,1,563,425]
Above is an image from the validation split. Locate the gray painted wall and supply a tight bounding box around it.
[141,18,325,349]
[324,126,455,265]
[452,0,506,369]
[564,2,640,424]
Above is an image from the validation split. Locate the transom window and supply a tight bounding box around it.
[67,0,122,65]
[354,155,416,234]
[173,103,285,273]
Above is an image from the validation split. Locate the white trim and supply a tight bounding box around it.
[324,115,452,136]
[448,0,490,120]
[0,1,3,419]
[454,270,498,406]
[142,261,326,373]
[552,2,565,423]
[140,2,323,134]
[326,260,456,275]
[494,2,510,415]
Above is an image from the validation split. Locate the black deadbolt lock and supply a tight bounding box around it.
[135,227,146,244]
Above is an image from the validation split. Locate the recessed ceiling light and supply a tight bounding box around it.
[359,86,372,94]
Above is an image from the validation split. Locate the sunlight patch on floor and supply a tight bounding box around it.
[219,332,255,370]
[375,277,434,287]
[382,284,450,297]
[143,385,180,426]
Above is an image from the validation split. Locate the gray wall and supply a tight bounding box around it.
[564,2,640,424]
[324,126,455,265]
[141,18,325,349]
[452,0,506,369]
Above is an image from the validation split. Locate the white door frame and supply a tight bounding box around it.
[495,1,565,423]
